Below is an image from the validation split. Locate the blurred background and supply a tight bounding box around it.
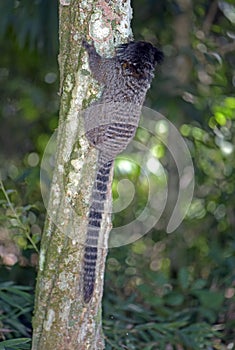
[0,0,234,349]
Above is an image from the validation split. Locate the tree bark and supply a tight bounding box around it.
[31,1,132,349]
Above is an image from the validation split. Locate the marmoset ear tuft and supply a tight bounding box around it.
[154,47,164,65]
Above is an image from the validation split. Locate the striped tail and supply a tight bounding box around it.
[83,154,113,303]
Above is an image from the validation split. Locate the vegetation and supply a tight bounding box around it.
[0,0,234,349]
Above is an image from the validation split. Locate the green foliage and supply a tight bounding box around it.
[104,300,221,349]
[0,0,58,54]
[0,282,33,343]
[0,338,31,350]
[0,181,40,252]
[104,232,234,346]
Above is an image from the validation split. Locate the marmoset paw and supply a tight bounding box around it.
[82,39,95,51]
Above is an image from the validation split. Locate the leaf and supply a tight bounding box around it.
[225,97,235,110]
[178,267,190,290]
[164,292,184,306]
[0,291,24,310]
[193,290,224,311]
[0,338,31,349]
[191,279,207,290]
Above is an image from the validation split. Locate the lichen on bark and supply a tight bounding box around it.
[31,1,132,349]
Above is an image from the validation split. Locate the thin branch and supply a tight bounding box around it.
[219,41,235,55]
[203,0,218,35]
[0,180,39,253]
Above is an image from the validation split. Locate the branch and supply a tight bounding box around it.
[219,41,235,55]
[202,0,218,35]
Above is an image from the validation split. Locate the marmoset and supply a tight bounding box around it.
[82,39,163,303]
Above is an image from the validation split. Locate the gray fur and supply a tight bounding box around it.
[82,39,163,303]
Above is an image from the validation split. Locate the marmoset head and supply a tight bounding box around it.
[116,41,164,69]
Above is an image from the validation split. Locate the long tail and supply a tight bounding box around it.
[83,153,113,303]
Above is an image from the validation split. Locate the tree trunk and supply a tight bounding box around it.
[31,1,132,349]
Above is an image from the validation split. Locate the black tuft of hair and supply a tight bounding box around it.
[154,47,164,65]
[116,41,164,66]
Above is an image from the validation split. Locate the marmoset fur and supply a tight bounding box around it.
[82,39,163,303]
